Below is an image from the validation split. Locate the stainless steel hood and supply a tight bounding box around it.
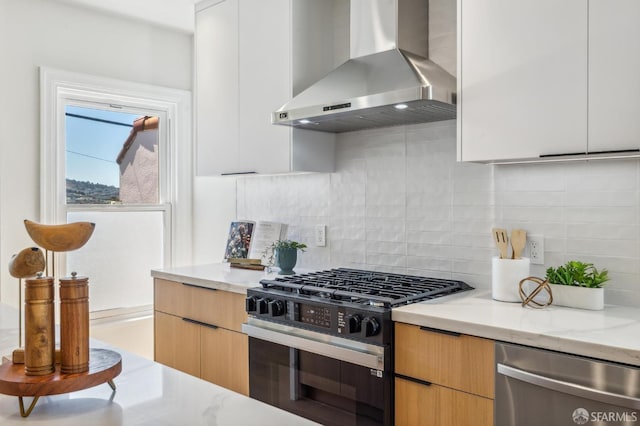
[272,0,456,133]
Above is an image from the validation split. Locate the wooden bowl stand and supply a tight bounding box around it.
[0,348,121,417]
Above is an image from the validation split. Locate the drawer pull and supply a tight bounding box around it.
[419,326,461,337]
[181,282,216,290]
[182,317,218,330]
[395,373,432,387]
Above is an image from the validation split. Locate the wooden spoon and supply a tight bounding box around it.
[492,228,509,259]
[511,229,527,259]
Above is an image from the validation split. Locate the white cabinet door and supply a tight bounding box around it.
[238,0,292,174]
[588,0,640,154]
[458,0,588,162]
[195,0,240,175]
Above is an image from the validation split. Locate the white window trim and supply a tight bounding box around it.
[40,67,193,268]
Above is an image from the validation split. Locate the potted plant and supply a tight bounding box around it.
[265,240,307,275]
[545,261,609,310]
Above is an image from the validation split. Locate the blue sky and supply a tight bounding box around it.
[65,106,140,187]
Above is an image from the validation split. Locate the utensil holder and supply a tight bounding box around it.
[492,257,531,302]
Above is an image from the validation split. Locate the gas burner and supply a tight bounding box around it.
[261,267,473,308]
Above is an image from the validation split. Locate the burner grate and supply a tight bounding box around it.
[260,268,472,308]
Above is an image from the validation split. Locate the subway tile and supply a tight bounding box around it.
[565,191,638,207]
[366,253,407,268]
[406,256,453,272]
[565,206,637,224]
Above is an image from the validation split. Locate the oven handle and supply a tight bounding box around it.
[242,323,384,370]
[497,363,640,410]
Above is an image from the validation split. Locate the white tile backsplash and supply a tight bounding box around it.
[236,121,640,306]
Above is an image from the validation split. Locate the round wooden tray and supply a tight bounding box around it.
[0,348,121,417]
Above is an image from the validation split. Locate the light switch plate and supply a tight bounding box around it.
[315,225,326,247]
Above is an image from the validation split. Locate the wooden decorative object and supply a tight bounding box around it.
[8,247,45,278]
[518,276,553,308]
[59,273,90,374]
[23,220,96,252]
[24,276,56,376]
[0,348,121,417]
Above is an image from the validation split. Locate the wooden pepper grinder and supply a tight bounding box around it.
[59,272,89,374]
[24,274,55,376]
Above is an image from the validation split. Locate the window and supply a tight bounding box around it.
[41,68,192,312]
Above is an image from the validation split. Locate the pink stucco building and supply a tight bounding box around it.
[116,116,159,203]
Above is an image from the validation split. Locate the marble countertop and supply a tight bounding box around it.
[393,289,640,367]
[151,263,278,294]
[0,304,318,425]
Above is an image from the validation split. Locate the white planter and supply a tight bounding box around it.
[548,283,604,310]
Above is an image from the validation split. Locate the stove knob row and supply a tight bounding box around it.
[245,296,286,317]
[361,316,380,338]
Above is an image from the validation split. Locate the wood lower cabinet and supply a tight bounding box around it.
[154,278,249,395]
[395,322,494,426]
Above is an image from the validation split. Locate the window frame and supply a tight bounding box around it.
[40,67,193,272]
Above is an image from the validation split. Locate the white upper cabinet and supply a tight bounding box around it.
[457,0,588,162]
[195,0,335,175]
[588,0,640,154]
[196,0,239,175]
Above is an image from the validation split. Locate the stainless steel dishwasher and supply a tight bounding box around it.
[496,342,640,426]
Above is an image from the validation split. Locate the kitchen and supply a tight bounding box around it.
[1,0,640,425]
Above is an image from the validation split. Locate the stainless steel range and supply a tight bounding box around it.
[242,268,473,426]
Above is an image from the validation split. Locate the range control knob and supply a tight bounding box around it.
[268,299,286,317]
[361,317,380,338]
[345,314,362,333]
[256,298,269,314]
[245,296,258,313]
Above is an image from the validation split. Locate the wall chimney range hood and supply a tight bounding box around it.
[272,0,456,133]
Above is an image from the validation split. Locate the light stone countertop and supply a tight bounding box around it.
[393,289,640,367]
[150,262,281,294]
[0,303,318,425]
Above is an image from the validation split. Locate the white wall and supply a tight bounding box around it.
[0,0,192,305]
[227,120,640,307]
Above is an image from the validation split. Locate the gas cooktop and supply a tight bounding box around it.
[258,267,473,308]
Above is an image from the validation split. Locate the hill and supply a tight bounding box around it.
[66,179,120,204]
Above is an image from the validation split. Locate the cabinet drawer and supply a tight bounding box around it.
[154,311,201,377]
[395,322,494,398]
[154,278,247,332]
[201,327,249,396]
[395,376,493,426]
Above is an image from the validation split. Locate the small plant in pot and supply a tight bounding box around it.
[545,261,609,310]
[265,240,307,275]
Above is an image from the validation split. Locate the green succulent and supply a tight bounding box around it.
[545,261,609,288]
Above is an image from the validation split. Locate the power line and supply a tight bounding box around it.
[66,112,133,127]
[66,150,116,164]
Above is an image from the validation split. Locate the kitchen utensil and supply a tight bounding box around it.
[510,229,527,259]
[492,228,509,259]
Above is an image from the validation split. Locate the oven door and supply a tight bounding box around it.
[243,318,392,426]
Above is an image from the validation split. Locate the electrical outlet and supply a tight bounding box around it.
[315,225,326,247]
[528,235,544,265]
